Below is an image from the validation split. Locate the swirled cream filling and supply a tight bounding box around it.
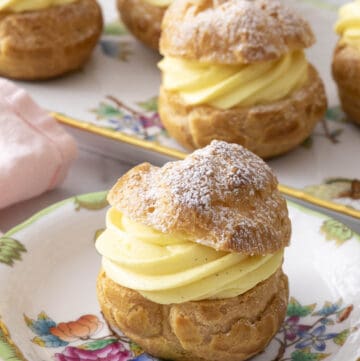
[96,207,284,304]
[142,0,171,7]
[0,0,76,12]
[158,51,308,109]
[335,0,360,50]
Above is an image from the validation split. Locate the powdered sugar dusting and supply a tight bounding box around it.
[111,140,290,254]
[161,140,274,210]
[161,0,315,64]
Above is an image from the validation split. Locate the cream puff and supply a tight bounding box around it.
[96,140,291,361]
[116,0,169,50]
[158,0,327,158]
[0,0,103,80]
[333,0,360,125]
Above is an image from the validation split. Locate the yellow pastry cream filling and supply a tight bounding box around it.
[96,207,284,305]
[142,0,171,7]
[158,50,308,109]
[335,0,360,49]
[0,0,76,12]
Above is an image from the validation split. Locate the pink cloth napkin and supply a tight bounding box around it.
[0,79,77,209]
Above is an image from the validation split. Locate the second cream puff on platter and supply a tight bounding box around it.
[116,0,170,50]
[96,140,291,361]
[332,0,360,125]
[0,0,103,80]
[158,0,328,159]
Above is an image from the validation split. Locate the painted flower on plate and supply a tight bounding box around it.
[24,312,68,347]
[54,341,131,361]
[295,325,338,352]
[313,300,342,317]
[283,316,311,341]
[50,315,103,342]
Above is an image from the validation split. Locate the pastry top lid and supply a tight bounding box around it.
[160,0,315,64]
[108,141,291,255]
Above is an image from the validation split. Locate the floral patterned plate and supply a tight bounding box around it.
[0,192,359,361]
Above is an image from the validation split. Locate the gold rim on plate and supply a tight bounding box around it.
[55,113,360,220]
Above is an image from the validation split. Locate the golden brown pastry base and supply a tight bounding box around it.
[0,0,102,80]
[97,268,289,361]
[332,42,360,125]
[159,64,327,159]
[117,0,165,50]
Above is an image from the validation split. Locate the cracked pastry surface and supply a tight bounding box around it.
[107,141,291,253]
[160,0,314,64]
